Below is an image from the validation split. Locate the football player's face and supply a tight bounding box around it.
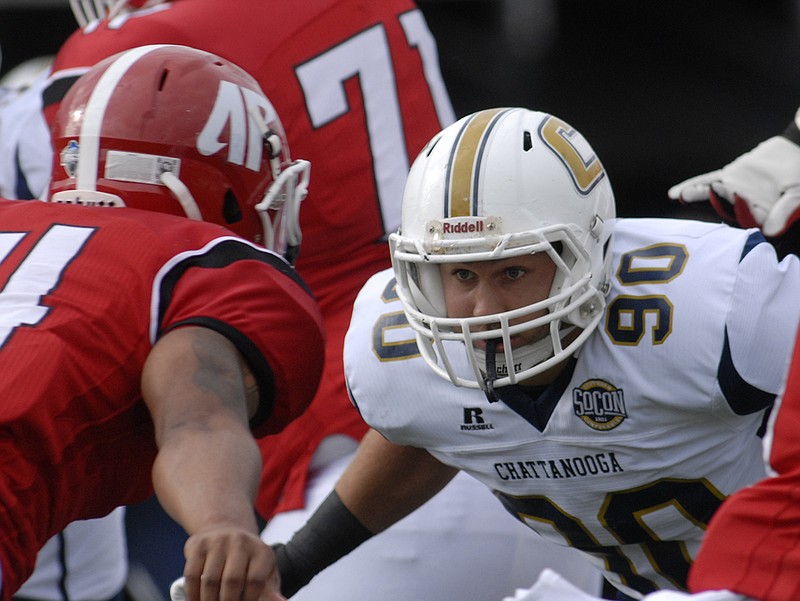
[439,252,556,349]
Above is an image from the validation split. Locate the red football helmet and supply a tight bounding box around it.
[49,44,310,261]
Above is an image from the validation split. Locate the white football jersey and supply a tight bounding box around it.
[0,66,52,200]
[343,218,800,597]
[15,510,128,601]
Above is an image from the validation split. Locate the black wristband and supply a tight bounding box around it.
[781,119,800,146]
[273,490,374,597]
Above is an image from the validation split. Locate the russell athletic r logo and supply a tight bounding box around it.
[461,407,494,431]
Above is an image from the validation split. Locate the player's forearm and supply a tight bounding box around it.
[142,326,263,533]
[272,432,458,597]
[272,489,374,597]
[152,424,263,534]
[335,428,458,532]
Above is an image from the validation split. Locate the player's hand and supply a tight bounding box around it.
[178,527,286,601]
[501,569,751,601]
[667,136,800,238]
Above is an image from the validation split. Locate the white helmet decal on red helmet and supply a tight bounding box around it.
[197,80,279,172]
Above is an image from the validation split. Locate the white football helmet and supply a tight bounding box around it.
[390,108,615,395]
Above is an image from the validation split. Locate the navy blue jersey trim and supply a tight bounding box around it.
[14,148,34,200]
[740,231,766,261]
[58,531,68,601]
[11,532,70,601]
[496,357,577,431]
[717,328,775,415]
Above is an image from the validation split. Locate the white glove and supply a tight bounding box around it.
[502,569,752,601]
[169,577,186,601]
[668,135,800,237]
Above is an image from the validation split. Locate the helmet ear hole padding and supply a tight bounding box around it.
[404,262,447,318]
[222,189,243,224]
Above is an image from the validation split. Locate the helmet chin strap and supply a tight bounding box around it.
[476,325,576,401]
[160,171,203,221]
[482,338,501,404]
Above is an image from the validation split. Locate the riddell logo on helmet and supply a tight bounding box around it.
[442,220,484,234]
[439,217,489,238]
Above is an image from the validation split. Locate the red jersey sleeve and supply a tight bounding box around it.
[151,236,324,436]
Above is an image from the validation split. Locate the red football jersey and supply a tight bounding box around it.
[0,199,324,598]
[688,326,800,601]
[47,0,455,517]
